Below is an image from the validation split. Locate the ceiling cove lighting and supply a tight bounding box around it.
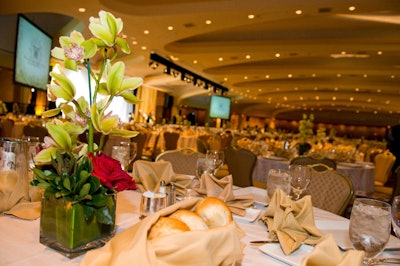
[149,53,229,95]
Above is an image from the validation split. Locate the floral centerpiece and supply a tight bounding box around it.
[297,114,314,155]
[30,10,143,258]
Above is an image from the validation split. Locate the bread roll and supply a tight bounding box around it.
[148,217,190,240]
[169,209,208,231]
[195,197,233,229]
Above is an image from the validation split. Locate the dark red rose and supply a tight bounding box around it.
[88,152,136,192]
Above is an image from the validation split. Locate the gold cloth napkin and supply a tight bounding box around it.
[192,173,254,216]
[302,234,364,266]
[0,170,42,220]
[260,189,323,255]
[79,197,244,266]
[131,160,193,196]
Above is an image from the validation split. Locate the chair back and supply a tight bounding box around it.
[22,124,48,142]
[224,146,257,187]
[132,132,149,162]
[155,148,202,176]
[307,163,354,215]
[163,132,180,151]
[196,138,208,154]
[374,150,396,186]
[290,154,336,171]
[0,119,14,138]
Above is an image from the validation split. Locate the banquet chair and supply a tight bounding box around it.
[142,133,160,161]
[373,150,396,187]
[131,132,148,163]
[290,153,336,171]
[196,139,208,154]
[155,148,202,176]
[307,164,354,216]
[224,146,257,187]
[22,124,48,142]
[163,131,180,151]
[0,119,14,138]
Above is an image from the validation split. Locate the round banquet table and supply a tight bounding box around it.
[2,189,398,265]
[252,157,375,195]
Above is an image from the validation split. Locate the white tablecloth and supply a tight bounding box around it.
[1,189,398,265]
[252,157,375,194]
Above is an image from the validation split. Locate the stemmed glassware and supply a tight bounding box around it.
[111,141,137,171]
[391,195,400,238]
[196,157,213,178]
[206,150,224,176]
[288,164,311,200]
[349,198,391,265]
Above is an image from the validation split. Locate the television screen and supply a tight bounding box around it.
[14,14,52,91]
[209,95,231,120]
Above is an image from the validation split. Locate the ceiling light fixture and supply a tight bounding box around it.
[149,53,229,95]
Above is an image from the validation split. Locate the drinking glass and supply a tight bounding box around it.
[206,150,224,175]
[349,198,391,265]
[391,195,400,238]
[111,145,130,171]
[120,141,137,169]
[196,157,213,178]
[266,169,291,199]
[288,164,311,200]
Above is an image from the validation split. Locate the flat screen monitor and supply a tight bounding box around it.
[209,95,231,120]
[13,14,52,91]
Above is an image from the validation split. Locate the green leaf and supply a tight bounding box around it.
[79,183,91,198]
[63,177,71,191]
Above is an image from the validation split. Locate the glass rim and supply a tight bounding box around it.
[354,197,391,208]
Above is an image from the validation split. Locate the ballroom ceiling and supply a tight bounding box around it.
[1,0,400,127]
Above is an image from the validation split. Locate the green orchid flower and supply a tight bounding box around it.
[89,11,130,54]
[48,69,76,102]
[98,61,143,103]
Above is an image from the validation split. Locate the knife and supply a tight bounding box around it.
[249,240,279,246]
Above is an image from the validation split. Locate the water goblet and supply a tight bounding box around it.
[349,198,391,265]
[206,150,224,175]
[111,145,130,171]
[288,164,311,200]
[196,157,213,178]
[120,141,137,170]
[391,195,400,238]
[266,169,291,199]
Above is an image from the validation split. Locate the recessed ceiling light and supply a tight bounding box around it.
[377,51,383,55]
[193,60,198,64]
[248,14,255,19]
[348,6,356,11]
[144,30,150,34]
[132,41,137,45]
[141,46,147,50]
[245,55,251,59]
[78,8,86,12]
[218,57,223,61]
[295,10,302,15]
[265,75,270,78]
[205,20,212,25]
[168,26,174,30]
[275,53,280,57]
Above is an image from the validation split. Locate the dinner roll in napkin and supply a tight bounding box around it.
[192,173,254,216]
[79,198,244,266]
[302,234,364,266]
[0,170,41,220]
[132,160,192,195]
[260,189,323,255]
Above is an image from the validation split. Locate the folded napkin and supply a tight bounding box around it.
[80,197,244,266]
[192,173,254,216]
[260,189,323,255]
[132,160,193,195]
[0,170,42,220]
[302,234,364,266]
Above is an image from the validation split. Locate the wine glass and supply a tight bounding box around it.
[391,195,400,238]
[111,145,130,170]
[120,141,137,170]
[206,150,224,175]
[349,198,391,265]
[288,164,311,200]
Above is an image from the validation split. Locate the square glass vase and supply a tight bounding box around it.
[39,194,116,259]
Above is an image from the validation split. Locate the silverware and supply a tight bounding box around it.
[249,240,279,246]
[371,257,400,265]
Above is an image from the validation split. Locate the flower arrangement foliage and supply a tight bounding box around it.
[298,113,314,143]
[30,11,141,222]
